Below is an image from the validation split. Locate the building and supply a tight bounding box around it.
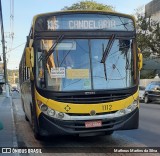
[145,0,160,22]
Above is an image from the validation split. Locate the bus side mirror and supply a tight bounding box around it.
[25,47,34,80]
[138,49,143,71]
[25,47,31,67]
[25,47,34,68]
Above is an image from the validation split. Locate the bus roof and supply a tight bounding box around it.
[31,10,135,28]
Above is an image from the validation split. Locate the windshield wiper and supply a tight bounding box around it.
[38,34,64,62]
[100,34,116,80]
[101,34,116,63]
[45,35,64,60]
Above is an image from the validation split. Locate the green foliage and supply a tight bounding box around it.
[140,70,157,79]
[8,69,19,84]
[62,0,114,11]
[136,13,160,78]
[136,14,160,58]
[8,69,18,76]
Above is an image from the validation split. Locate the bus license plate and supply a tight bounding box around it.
[85,120,102,128]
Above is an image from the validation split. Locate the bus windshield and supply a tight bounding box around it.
[36,38,135,91]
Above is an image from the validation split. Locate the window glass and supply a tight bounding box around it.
[36,39,91,91]
[91,39,134,89]
[36,38,135,91]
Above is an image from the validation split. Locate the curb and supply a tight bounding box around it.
[10,96,19,156]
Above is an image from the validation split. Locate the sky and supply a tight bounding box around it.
[1,0,152,69]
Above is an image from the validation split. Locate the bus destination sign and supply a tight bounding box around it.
[47,19,116,30]
[35,14,134,31]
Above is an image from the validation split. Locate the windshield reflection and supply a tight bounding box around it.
[36,38,135,91]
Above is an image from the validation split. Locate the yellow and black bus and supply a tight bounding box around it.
[19,10,143,139]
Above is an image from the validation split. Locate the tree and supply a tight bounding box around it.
[136,14,160,58]
[62,0,114,11]
[136,13,160,78]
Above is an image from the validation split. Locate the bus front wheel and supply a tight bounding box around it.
[31,106,43,140]
[105,131,114,135]
[25,115,29,122]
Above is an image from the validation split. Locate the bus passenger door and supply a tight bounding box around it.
[21,79,32,122]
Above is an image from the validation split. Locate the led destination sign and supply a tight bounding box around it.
[47,19,116,30]
[35,14,134,31]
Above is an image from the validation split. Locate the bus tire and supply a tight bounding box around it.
[21,98,25,112]
[31,105,43,140]
[21,98,29,121]
[31,82,43,140]
[105,131,114,135]
[25,115,29,121]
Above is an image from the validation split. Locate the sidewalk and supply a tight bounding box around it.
[0,93,17,147]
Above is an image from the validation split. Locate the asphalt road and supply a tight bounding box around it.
[11,92,160,155]
[116,101,160,147]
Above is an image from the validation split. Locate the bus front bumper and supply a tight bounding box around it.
[38,107,139,136]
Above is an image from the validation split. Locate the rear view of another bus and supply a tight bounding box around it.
[20,11,143,139]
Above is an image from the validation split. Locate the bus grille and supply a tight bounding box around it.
[54,93,131,104]
[66,111,117,116]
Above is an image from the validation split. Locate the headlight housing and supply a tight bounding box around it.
[115,99,138,117]
[37,101,69,120]
[37,99,139,121]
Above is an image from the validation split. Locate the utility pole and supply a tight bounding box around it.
[0,0,10,97]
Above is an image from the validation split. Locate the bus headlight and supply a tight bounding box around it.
[126,100,138,113]
[37,101,67,120]
[40,104,48,112]
[47,109,55,116]
[115,99,138,117]
[57,112,64,119]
